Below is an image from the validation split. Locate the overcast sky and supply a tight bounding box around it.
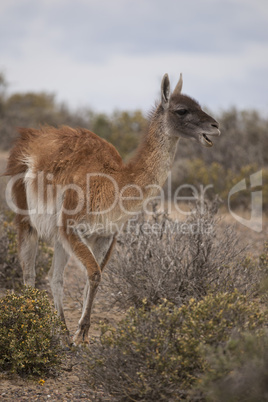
[0,0,267,114]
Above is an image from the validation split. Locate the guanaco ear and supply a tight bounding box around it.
[161,74,170,110]
[173,73,183,95]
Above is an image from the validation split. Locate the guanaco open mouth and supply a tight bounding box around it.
[199,133,213,147]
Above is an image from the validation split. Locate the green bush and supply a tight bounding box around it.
[86,291,267,401]
[197,330,268,402]
[0,286,63,375]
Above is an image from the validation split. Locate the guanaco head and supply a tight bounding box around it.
[161,73,220,147]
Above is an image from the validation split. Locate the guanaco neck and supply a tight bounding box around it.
[125,106,179,189]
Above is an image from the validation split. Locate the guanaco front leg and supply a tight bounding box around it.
[60,230,102,344]
[75,234,117,344]
[95,234,117,271]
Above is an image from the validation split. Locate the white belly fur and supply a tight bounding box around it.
[24,167,60,241]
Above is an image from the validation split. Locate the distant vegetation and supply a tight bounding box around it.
[0,72,145,159]
[0,72,267,209]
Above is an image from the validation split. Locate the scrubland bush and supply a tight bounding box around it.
[197,330,268,402]
[0,286,63,375]
[96,201,268,400]
[260,242,268,273]
[0,211,53,289]
[168,159,268,211]
[104,200,260,309]
[86,292,267,401]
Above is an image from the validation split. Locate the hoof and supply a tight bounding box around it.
[72,339,90,347]
[72,330,90,346]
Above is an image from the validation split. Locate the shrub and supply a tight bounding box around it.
[259,242,268,274]
[0,286,63,375]
[0,211,53,289]
[197,330,268,402]
[257,240,268,291]
[86,291,267,401]
[168,158,268,212]
[103,200,260,309]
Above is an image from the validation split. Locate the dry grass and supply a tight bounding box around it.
[101,200,263,310]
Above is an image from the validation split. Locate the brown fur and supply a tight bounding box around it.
[4,74,220,343]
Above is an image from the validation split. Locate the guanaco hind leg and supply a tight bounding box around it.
[17,218,38,287]
[48,240,69,327]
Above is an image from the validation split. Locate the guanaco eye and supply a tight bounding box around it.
[176,109,188,116]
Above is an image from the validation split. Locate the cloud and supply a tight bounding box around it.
[0,0,267,112]
[2,0,268,59]
[3,39,268,113]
